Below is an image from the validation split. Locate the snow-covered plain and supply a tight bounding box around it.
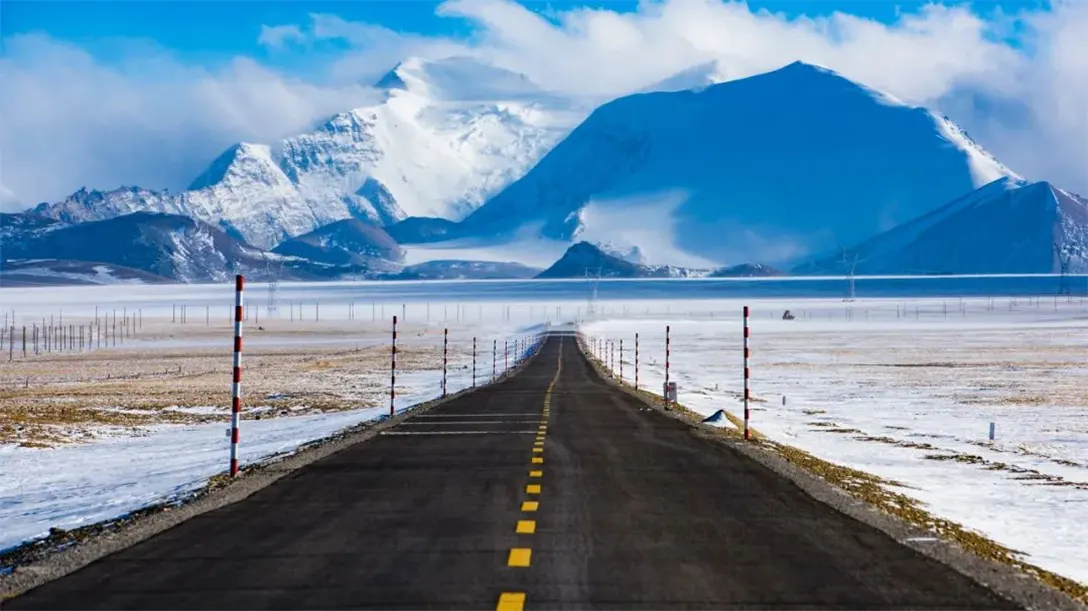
[583,297,1088,585]
[0,281,551,554]
[3,281,1087,589]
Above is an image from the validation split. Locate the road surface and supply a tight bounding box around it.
[7,333,1017,610]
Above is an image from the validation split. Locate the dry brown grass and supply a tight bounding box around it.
[0,336,452,448]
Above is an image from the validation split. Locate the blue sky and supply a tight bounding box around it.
[2,0,1051,69]
[1,0,1083,209]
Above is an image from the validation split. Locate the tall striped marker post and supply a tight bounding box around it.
[472,337,477,388]
[635,333,639,390]
[492,339,497,382]
[504,340,508,374]
[664,325,671,410]
[442,328,448,397]
[391,316,398,416]
[229,274,244,477]
[743,306,751,440]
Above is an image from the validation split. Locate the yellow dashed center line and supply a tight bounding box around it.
[497,343,563,611]
[508,548,532,567]
[497,592,526,611]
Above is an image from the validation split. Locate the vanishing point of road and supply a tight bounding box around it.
[7,333,1017,610]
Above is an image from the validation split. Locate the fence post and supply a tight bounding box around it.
[229,274,245,477]
[442,328,448,397]
[635,333,639,390]
[472,337,477,388]
[664,325,671,410]
[391,315,397,416]
[743,305,751,441]
[610,341,614,378]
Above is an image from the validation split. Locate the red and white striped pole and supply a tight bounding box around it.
[472,336,477,388]
[229,274,244,477]
[664,325,671,410]
[442,328,448,397]
[635,332,639,390]
[391,315,397,416]
[743,306,751,440]
[504,340,508,373]
[492,339,497,381]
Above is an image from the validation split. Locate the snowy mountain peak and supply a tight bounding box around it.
[373,56,543,102]
[458,60,1022,267]
[187,143,284,191]
[644,60,728,92]
[36,56,580,249]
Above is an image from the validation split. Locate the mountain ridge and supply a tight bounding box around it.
[454,61,1019,267]
[32,56,583,249]
[793,178,1088,275]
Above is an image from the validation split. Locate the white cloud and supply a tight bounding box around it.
[2,0,1087,213]
[257,24,306,49]
[0,34,379,211]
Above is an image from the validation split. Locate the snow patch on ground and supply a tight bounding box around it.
[583,298,1088,585]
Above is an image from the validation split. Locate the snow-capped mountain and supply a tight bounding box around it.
[793,178,1088,275]
[33,57,585,249]
[455,61,1019,267]
[1,211,361,283]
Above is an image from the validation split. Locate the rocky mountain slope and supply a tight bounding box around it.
[537,242,706,278]
[272,219,403,270]
[793,178,1088,275]
[1,212,361,283]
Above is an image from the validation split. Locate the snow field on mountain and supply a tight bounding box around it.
[582,300,1088,585]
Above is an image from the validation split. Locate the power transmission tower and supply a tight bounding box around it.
[585,267,602,317]
[1056,241,1072,296]
[840,247,858,302]
[265,258,280,315]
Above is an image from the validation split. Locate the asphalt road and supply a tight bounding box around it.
[8,333,1018,610]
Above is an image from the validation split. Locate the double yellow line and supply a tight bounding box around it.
[497,343,562,611]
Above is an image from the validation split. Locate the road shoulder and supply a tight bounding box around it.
[575,336,1087,611]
